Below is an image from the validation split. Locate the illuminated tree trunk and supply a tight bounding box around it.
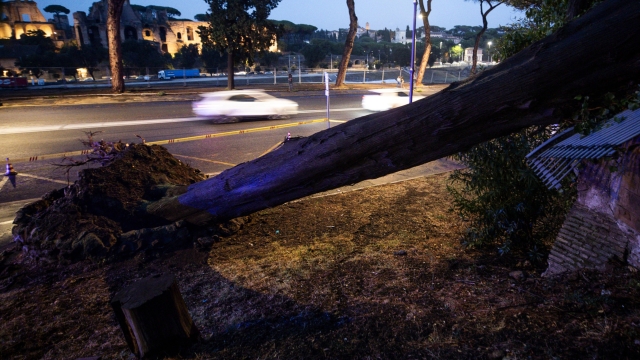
[335,0,357,87]
[107,0,125,93]
[415,0,432,86]
[147,0,640,226]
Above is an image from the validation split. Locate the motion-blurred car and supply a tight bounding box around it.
[361,88,425,111]
[192,90,299,123]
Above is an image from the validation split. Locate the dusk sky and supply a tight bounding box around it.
[33,0,524,31]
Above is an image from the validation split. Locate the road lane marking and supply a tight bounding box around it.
[0,177,8,192]
[8,118,332,163]
[0,117,203,135]
[145,118,328,146]
[18,173,70,185]
[173,154,236,167]
[260,141,284,157]
[0,108,363,135]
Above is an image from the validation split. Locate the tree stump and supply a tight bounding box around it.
[111,273,200,358]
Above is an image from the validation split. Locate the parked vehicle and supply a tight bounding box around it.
[157,69,200,79]
[361,88,425,111]
[0,77,27,88]
[192,89,299,123]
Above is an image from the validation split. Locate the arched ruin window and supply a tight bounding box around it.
[186,27,193,41]
[124,26,137,41]
[177,32,182,40]
[88,26,101,46]
[159,27,167,42]
[145,29,151,37]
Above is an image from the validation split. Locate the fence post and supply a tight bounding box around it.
[430,72,434,84]
[444,72,448,83]
[183,68,186,87]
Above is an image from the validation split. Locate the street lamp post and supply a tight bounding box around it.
[488,41,492,63]
[409,0,418,103]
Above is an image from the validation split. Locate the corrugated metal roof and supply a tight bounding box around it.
[526,108,640,189]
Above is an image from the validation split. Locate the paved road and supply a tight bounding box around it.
[0,84,459,247]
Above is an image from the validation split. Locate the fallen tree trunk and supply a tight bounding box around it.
[148,0,640,225]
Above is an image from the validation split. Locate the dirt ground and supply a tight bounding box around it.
[1,156,640,359]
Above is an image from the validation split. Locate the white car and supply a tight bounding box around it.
[361,88,425,111]
[192,90,299,123]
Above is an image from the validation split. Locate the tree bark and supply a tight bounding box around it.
[471,1,504,74]
[107,0,125,93]
[227,50,235,90]
[147,0,640,226]
[335,0,358,87]
[111,273,200,358]
[416,0,432,86]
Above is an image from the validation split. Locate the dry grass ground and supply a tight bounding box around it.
[2,172,640,359]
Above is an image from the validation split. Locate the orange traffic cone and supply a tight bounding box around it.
[4,158,17,176]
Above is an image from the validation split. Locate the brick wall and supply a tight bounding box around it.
[544,138,640,276]
[543,204,630,276]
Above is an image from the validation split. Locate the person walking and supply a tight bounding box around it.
[288,73,293,92]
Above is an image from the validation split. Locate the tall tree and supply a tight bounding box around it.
[146,0,640,226]
[446,0,604,254]
[121,40,169,72]
[415,0,432,87]
[335,0,357,87]
[174,44,200,69]
[469,0,505,74]
[43,4,70,30]
[147,5,181,19]
[198,0,281,90]
[14,30,57,78]
[107,0,126,93]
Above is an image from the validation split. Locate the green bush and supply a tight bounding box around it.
[448,126,575,258]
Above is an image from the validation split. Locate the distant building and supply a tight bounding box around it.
[73,0,277,56]
[392,27,407,44]
[464,47,483,63]
[430,31,462,44]
[356,22,376,39]
[73,0,207,55]
[0,0,59,40]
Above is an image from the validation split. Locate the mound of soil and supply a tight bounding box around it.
[11,144,212,262]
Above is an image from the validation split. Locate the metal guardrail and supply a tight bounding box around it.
[5,65,473,90]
